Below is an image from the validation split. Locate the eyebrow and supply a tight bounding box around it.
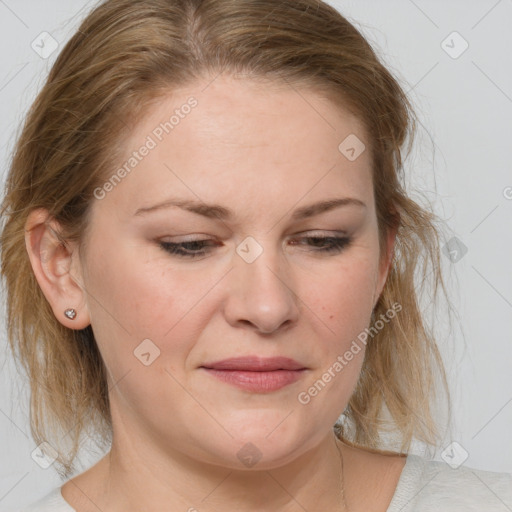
[133,197,366,221]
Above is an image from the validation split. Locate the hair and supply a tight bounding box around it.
[0,0,452,477]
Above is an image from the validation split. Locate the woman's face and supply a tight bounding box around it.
[72,74,394,469]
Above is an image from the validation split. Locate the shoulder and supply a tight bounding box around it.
[388,453,512,512]
[14,487,75,512]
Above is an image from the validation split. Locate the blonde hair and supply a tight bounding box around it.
[0,0,452,477]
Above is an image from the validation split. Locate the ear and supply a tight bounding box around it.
[373,219,399,309]
[24,208,91,329]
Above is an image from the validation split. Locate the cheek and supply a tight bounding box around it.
[295,261,376,420]
[308,255,379,342]
[85,240,232,384]
[83,243,190,372]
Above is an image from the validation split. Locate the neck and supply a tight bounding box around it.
[85,424,346,512]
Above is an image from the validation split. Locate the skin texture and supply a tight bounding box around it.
[25,74,404,511]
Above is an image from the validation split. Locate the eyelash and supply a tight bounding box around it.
[158,236,352,259]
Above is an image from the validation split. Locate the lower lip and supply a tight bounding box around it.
[201,368,306,392]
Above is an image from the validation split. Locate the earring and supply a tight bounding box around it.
[64,308,77,320]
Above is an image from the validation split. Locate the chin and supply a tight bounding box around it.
[201,420,321,470]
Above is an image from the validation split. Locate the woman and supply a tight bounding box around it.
[1,0,510,511]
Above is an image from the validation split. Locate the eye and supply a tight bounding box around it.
[158,239,218,259]
[157,235,352,259]
[289,235,352,254]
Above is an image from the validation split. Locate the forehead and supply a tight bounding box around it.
[97,74,373,219]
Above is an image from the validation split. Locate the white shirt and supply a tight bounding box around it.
[14,454,512,511]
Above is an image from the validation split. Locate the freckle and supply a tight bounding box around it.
[330,315,334,319]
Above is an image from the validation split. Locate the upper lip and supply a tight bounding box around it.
[200,356,306,371]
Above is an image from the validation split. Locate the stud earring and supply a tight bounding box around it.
[64,308,77,320]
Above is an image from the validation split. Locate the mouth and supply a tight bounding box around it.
[199,356,308,392]
[201,356,307,372]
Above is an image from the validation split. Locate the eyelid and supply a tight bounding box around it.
[159,230,348,243]
[294,228,348,236]
[156,232,353,260]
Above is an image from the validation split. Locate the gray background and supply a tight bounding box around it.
[0,0,511,509]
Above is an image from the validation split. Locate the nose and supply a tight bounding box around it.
[222,238,300,335]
